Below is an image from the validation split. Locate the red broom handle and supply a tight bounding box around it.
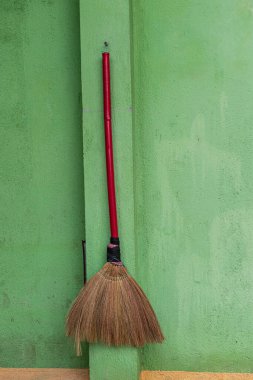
[102,53,119,239]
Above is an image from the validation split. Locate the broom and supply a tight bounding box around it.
[66,52,164,355]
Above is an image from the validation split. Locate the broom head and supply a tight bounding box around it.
[66,262,164,355]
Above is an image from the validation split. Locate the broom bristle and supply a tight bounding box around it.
[66,262,164,355]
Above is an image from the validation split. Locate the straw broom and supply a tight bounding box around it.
[66,52,164,355]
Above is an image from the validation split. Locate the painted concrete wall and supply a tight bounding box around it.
[0,0,87,368]
[81,0,253,376]
[2,0,253,376]
[133,0,253,373]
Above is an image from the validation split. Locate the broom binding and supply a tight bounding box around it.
[107,242,121,263]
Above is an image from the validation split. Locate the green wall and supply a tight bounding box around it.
[0,0,88,368]
[2,0,253,377]
[133,0,253,373]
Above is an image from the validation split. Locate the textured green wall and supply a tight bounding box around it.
[0,0,87,368]
[132,0,253,373]
[2,0,253,375]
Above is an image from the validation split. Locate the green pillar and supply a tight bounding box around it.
[79,0,140,379]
